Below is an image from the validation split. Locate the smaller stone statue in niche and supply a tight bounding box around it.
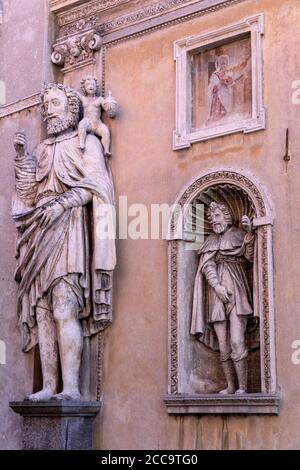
[78,75,118,155]
[191,202,257,395]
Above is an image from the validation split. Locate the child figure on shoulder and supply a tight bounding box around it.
[78,75,118,156]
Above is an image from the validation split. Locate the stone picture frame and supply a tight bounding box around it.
[173,14,265,150]
[164,169,280,414]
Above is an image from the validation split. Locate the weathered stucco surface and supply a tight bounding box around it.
[97,0,300,449]
[0,0,52,449]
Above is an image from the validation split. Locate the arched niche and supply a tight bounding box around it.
[165,169,280,414]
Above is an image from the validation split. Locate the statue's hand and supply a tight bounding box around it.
[241,215,252,233]
[38,203,64,230]
[215,284,231,303]
[13,132,27,158]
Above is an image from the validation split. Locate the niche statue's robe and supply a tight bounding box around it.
[12,130,116,352]
[191,225,259,351]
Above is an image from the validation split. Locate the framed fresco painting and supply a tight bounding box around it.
[173,14,265,150]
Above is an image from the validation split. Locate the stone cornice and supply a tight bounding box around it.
[55,0,247,40]
[51,0,247,72]
[55,0,131,21]
[0,93,40,119]
[101,0,246,40]
[49,0,91,13]
[164,394,281,415]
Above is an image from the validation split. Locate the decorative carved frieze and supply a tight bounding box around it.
[98,0,204,36]
[56,0,132,24]
[54,0,247,41]
[49,0,90,13]
[51,29,102,72]
[58,0,200,36]
[51,1,248,71]
[59,15,98,37]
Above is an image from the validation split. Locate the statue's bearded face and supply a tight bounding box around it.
[211,208,228,234]
[43,89,76,136]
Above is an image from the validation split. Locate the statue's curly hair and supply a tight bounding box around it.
[40,82,80,122]
[80,75,101,96]
[207,202,233,226]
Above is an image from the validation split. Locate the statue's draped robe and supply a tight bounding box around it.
[12,131,116,352]
[191,225,259,351]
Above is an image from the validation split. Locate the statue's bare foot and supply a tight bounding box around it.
[219,386,235,395]
[52,390,81,401]
[27,389,55,401]
[235,388,247,395]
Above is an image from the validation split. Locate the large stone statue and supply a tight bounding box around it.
[191,202,257,394]
[12,82,116,401]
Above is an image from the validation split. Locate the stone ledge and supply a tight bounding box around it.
[10,400,101,417]
[164,393,281,415]
[0,93,40,119]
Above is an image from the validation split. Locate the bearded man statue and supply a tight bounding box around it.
[191,202,257,395]
[12,82,116,401]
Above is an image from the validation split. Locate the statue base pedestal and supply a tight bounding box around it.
[10,400,101,450]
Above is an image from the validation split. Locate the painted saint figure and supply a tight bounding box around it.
[12,82,116,401]
[207,54,247,124]
[78,76,118,155]
[191,202,256,394]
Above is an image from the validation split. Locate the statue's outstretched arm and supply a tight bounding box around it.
[13,132,37,206]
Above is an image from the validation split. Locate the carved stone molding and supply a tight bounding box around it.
[164,394,281,414]
[51,29,102,72]
[66,0,203,37]
[50,0,90,13]
[54,0,247,43]
[175,171,268,219]
[169,240,178,395]
[49,0,83,11]
[57,15,98,37]
[0,93,40,119]
[55,0,131,24]
[166,169,278,414]
[51,1,248,72]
